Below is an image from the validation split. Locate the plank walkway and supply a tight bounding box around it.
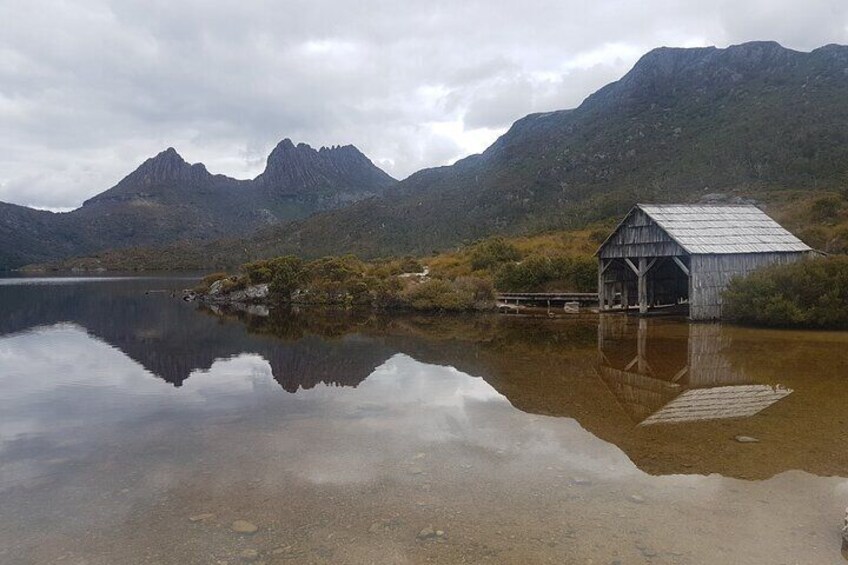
[496,292,599,307]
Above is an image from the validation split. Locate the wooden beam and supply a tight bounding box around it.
[638,257,648,314]
[644,257,658,273]
[672,256,690,276]
[624,258,639,275]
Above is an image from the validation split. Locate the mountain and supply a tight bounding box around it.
[11,41,848,270]
[0,141,396,268]
[201,41,848,262]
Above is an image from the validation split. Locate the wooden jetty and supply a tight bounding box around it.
[496,292,598,313]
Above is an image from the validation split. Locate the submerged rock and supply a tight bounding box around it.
[230,520,259,534]
[188,512,215,522]
[734,435,760,443]
[417,526,446,541]
[417,526,437,540]
[239,548,259,562]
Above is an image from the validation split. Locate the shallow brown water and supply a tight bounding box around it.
[1,277,847,564]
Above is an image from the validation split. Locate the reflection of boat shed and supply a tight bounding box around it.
[596,204,813,320]
[597,317,792,426]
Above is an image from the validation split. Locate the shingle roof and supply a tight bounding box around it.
[637,204,812,254]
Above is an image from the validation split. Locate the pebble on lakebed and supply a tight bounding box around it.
[239,548,259,562]
[417,526,446,540]
[230,520,259,534]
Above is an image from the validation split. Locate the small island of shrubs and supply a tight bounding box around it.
[191,236,597,313]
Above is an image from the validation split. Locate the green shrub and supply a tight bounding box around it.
[469,237,522,271]
[268,256,306,302]
[304,255,370,304]
[723,256,848,328]
[453,276,496,308]
[494,254,596,292]
[242,260,275,284]
[809,195,843,223]
[220,275,247,293]
[194,271,229,292]
[400,277,492,311]
[397,256,425,274]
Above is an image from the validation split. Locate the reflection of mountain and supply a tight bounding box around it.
[0,280,391,392]
[179,305,848,479]
[4,280,848,480]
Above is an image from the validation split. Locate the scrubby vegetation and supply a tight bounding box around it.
[494,255,596,292]
[203,254,494,312]
[196,227,601,312]
[723,256,848,329]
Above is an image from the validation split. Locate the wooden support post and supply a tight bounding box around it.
[622,278,630,311]
[638,257,648,314]
[598,259,606,311]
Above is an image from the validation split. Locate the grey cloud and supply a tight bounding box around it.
[1,0,847,208]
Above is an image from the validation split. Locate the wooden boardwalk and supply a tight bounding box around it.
[496,292,599,307]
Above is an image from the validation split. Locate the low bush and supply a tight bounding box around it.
[401,278,492,312]
[193,271,229,292]
[494,254,596,292]
[723,256,848,328]
[469,237,522,271]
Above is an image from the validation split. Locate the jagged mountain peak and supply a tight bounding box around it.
[120,147,209,186]
[257,138,395,195]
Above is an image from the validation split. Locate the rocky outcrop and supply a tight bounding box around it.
[186,280,270,305]
[255,139,396,204]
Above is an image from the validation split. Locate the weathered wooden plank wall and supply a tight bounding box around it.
[599,209,686,259]
[689,252,808,320]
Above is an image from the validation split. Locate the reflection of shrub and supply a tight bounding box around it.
[470,237,521,271]
[724,256,848,328]
[494,254,595,292]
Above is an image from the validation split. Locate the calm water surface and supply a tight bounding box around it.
[1,276,847,564]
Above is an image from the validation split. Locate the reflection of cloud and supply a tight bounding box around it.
[0,326,640,492]
[257,354,640,486]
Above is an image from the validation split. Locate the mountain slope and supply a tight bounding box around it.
[13,41,848,270]
[0,141,395,268]
[221,41,848,260]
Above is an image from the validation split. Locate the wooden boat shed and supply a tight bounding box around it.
[596,204,813,320]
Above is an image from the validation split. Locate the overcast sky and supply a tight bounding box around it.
[2,0,847,210]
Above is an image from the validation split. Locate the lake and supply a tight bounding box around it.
[1,275,847,564]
